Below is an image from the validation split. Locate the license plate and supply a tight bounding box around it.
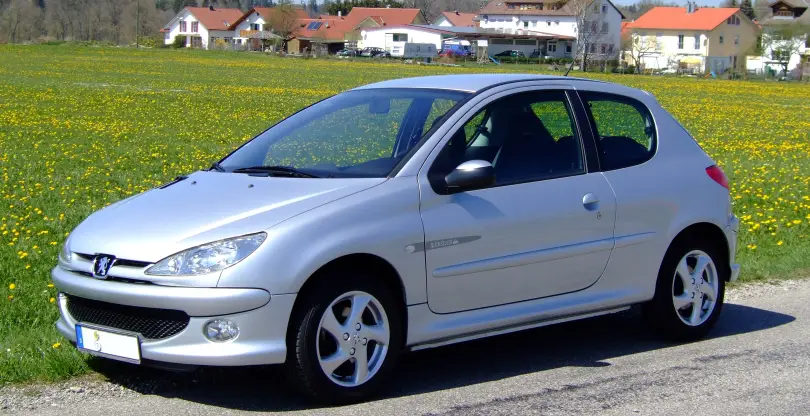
[75,324,141,364]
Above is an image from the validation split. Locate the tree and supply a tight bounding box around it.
[740,0,755,21]
[624,32,659,73]
[761,23,810,77]
[265,0,299,49]
[172,0,197,13]
[564,0,610,73]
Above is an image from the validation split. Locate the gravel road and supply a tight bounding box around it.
[3,279,809,415]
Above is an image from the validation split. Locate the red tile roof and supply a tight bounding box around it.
[627,7,741,31]
[345,7,424,26]
[292,7,424,41]
[438,11,478,27]
[228,6,311,29]
[184,7,244,31]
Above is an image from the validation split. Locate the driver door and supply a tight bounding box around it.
[418,88,617,314]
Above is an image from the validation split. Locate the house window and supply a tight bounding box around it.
[191,22,198,33]
[719,35,724,44]
[180,21,187,32]
[538,3,544,9]
[524,21,529,28]
[734,35,739,45]
[726,15,740,25]
[593,4,599,12]
[602,4,608,13]
[601,22,608,33]
[600,43,606,54]
[393,33,408,42]
[548,40,557,52]
[640,32,647,47]
[694,34,700,49]
[590,21,598,32]
[547,21,552,26]
[677,34,684,49]
[608,44,614,54]
[565,42,572,53]
[555,20,559,25]
[589,43,596,53]
[251,23,260,31]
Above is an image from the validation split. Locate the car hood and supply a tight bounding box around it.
[69,171,386,262]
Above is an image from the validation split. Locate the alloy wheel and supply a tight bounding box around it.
[316,291,391,387]
[672,250,719,326]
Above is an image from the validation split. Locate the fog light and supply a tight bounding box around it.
[204,319,239,342]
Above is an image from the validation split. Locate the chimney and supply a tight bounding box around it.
[686,2,698,13]
[209,5,215,11]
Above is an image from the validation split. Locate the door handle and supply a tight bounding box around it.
[582,193,600,211]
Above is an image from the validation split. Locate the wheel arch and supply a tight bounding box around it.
[663,222,731,280]
[288,253,409,338]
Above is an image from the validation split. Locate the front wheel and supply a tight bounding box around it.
[644,239,727,341]
[286,274,402,404]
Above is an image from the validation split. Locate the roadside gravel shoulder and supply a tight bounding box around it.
[3,277,809,413]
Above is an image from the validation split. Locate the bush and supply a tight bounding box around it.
[171,35,185,49]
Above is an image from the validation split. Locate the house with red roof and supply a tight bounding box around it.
[229,7,310,49]
[432,11,479,28]
[286,7,427,54]
[162,6,245,49]
[625,1,760,73]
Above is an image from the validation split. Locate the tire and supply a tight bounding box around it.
[285,272,403,404]
[644,237,727,341]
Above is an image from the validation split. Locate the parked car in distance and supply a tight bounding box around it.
[494,49,526,57]
[360,47,390,58]
[336,48,359,57]
[54,74,740,405]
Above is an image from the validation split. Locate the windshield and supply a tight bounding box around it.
[220,88,470,178]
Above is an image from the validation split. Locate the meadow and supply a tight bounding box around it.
[1,44,809,384]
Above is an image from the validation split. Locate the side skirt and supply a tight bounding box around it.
[407,306,631,352]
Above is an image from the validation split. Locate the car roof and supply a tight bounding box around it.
[352,74,605,94]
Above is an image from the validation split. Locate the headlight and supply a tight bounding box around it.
[145,232,266,276]
[59,236,71,264]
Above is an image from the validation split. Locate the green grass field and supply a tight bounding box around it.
[1,44,809,384]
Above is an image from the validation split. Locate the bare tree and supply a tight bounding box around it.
[761,23,810,77]
[266,0,300,50]
[624,33,658,73]
[563,0,610,73]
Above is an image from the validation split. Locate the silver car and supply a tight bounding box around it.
[54,74,740,403]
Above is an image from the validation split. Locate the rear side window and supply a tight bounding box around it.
[579,92,656,171]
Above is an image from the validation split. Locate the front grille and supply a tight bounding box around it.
[75,253,151,269]
[66,295,190,340]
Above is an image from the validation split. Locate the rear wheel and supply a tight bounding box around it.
[644,239,726,341]
[286,274,402,404]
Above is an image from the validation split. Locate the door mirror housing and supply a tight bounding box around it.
[444,160,495,193]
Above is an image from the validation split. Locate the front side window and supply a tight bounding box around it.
[180,21,187,32]
[191,21,199,33]
[678,34,684,49]
[429,90,584,189]
[393,33,408,42]
[579,92,656,171]
[220,89,469,178]
[719,35,724,44]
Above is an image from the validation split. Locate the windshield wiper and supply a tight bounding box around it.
[231,165,320,178]
[209,162,226,172]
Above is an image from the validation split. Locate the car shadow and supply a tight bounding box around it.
[87,302,795,411]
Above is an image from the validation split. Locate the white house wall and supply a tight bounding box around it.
[478,2,622,58]
[434,16,453,27]
[163,9,211,49]
[233,11,267,44]
[632,30,709,70]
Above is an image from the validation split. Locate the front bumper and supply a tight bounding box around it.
[726,214,741,282]
[53,266,295,366]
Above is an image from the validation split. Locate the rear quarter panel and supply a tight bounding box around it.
[574,82,731,301]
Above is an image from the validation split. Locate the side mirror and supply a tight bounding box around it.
[445,160,495,193]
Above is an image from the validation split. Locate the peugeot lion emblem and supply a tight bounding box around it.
[92,255,116,278]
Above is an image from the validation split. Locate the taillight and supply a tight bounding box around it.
[706,165,729,189]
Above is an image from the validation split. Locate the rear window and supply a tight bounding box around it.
[579,92,656,171]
